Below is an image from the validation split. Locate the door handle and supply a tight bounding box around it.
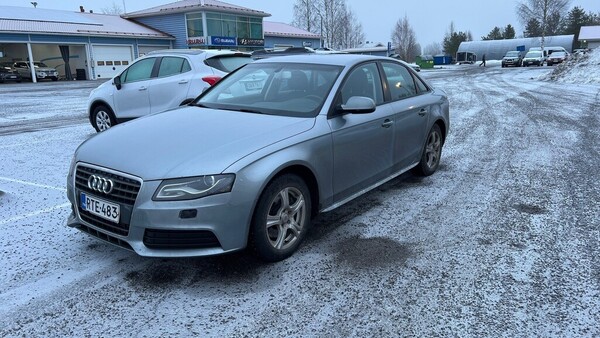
[178,79,189,84]
[418,109,427,116]
[138,86,147,91]
[382,119,394,128]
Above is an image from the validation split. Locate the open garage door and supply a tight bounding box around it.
[92,45,133,79]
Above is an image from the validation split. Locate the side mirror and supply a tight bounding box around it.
[113,75,122,90]
[338,96,376,114]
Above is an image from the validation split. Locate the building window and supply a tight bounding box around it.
[186,13,203,37]
[205,13,262,39]
[206,13,223,36]
[237,16,249,38]
[250,17,263,39]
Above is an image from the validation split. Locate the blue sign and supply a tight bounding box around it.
[210,36,236,46]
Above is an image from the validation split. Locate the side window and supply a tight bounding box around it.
[382,62,417,101]
[340,63,383,105]
[122,58,155,83]
[413,74,429,94]
[157,57,190,78]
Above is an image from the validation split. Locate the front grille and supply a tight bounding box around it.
[143,229,221,249]
[75,165,141,205]
[75,164,142,236]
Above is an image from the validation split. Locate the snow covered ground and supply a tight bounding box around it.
[0,57,599,337]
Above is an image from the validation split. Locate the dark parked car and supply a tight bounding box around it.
[546,51,568,66]
[502,51,523,67]
[67,54,450,262]
[0,62,22,83]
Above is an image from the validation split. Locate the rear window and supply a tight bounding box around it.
[205,55,252,72]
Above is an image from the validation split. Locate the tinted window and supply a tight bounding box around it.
[340,63,384,105]
[205,55,251,72]
[199,63,342,118]
[122,58,155,83]
[158,57,190,77]
[382,62,417,101]
[413,74,429,94]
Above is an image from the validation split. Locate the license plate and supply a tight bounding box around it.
[8,75,16,79]
[244,81,261,90]
[80,192,120,223]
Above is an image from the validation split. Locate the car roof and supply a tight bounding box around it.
[146,49,250,57]
[252,53,396,67]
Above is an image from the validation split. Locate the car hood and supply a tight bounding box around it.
[76,107,316,180]
[36,67,56,72]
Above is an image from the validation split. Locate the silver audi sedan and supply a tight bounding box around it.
[66,54,449,262]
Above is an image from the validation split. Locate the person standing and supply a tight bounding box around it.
[479,54,486,67]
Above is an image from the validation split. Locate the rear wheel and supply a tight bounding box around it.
[91,105,116,132]
[413,124,443,176]
[250,174,311,262]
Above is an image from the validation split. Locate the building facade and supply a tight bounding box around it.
[579,26,600,49]
[0,6,173,81]
[0,1,322,82]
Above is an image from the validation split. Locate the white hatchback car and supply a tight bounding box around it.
[88,49,251,132]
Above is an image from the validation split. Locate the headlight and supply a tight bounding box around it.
[153,174,235,201]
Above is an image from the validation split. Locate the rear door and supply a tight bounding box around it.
[380,62,431,169]
[148,56,193,114]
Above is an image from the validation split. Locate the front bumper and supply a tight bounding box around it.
[66,163,254,257]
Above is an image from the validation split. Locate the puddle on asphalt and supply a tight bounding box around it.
[334,236,412,269]
[513,203,547,215]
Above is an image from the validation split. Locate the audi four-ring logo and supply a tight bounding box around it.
[87,175,114,194]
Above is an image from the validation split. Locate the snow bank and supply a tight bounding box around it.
[541,48,600,84]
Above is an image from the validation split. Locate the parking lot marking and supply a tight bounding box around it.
[0,202,71,226]
[0,176,66,192]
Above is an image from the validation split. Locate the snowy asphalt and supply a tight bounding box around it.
[0,65,599,337]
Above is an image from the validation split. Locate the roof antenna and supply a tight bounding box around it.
[31,1,38,8]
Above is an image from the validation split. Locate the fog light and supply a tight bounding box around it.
[179,209,197,219]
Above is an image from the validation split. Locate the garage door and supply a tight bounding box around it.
[92,45,133,79]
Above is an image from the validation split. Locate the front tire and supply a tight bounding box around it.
[250,174,311,262]
[91,105,116,132]
[413,124,443,176]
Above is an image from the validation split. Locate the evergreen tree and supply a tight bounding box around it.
[503,24,516,39]
[524,18,543,37]
[482,26,503,40]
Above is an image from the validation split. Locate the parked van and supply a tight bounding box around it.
[528,46,569,59]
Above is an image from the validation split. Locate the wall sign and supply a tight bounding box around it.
[186,37,206,45]
[210,36,236,46]
[238,38,265,46]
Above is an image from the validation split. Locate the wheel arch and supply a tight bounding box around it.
[433,118,448,146]
[88,100,114,124]
[251,164,321,220]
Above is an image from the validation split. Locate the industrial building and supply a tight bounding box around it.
[0,0,321,82]
[457,35,575,61]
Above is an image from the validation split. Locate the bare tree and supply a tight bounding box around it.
[293,0,318,32]
[516,0,571,48]
[292,0,364,49]
[423,42,442,56]
[391,14,419,62]
[101,2,124,15]
[337,8,365,49]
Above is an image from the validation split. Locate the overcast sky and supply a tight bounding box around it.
[2,0,600,47]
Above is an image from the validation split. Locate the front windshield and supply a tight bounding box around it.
[525,52,541,58]
[551,52,566,57]
[197,62,343,118]
[506,52,519,57]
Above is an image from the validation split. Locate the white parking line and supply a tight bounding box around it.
[0,176,66,191]
[0,202,71,226]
